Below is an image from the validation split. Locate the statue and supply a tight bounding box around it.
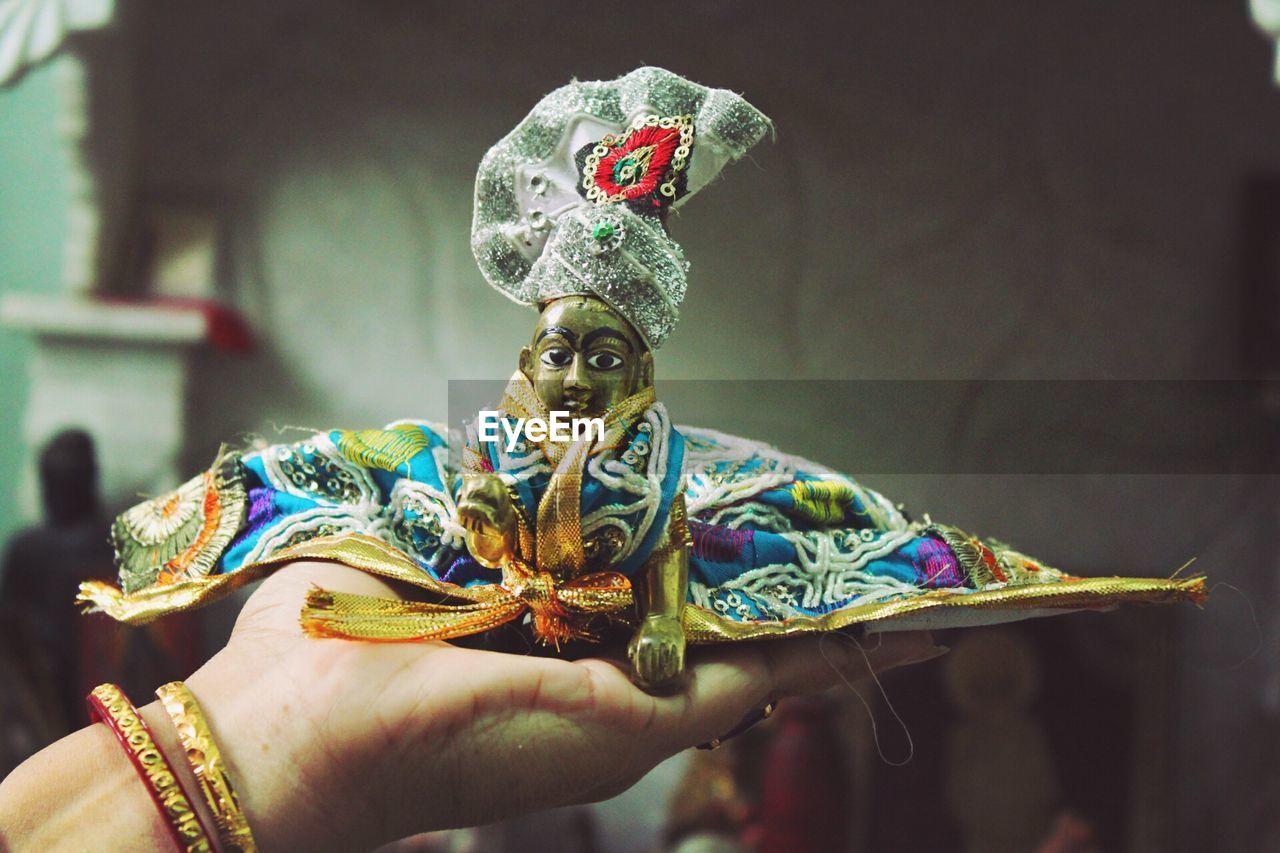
[457,293,687,686]
[77,68,1205,691]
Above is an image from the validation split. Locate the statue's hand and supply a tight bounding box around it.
[457,472,517,568]
[628,613,687,690]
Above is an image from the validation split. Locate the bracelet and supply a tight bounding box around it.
[156,681,259,853]
[86,683,214,852]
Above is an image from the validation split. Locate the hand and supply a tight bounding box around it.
[0,561,947,851]
[456,472,516,568]
[181,563,945,850]
[628,613,687,690]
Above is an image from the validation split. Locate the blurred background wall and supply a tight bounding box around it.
[0,60,73,545]
[1,1,1278,850]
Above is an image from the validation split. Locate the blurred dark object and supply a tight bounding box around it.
[39,429,102,525]
[747,696,851,853]
[665,697,852,852]
[944,628,1062,853]
[860,614,1183,853]
[1,429,112,732]
[0,621,61,781]
[486,807,599,853]
[666,743,749,850]
[0,428,202,777]
[1232,175,1280,853]
[1239,175,1280,379]
[1034,811,1100,853]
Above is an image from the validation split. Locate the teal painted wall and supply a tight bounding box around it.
[0,60,73,545]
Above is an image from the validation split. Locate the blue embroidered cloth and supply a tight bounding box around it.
[192,409,1047,627]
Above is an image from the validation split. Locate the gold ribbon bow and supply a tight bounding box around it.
[300,373,658,647]
[301,557,634,648]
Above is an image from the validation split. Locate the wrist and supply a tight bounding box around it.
[137,698,224,852]
[179,653,338,851]
[0,709,177,850]
[181,644,406,852]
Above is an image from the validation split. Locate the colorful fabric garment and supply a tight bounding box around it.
[108,413,977,618]
[85,386,1203,643]
[679,428,976,624]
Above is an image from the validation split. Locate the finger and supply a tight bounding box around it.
[767,630,948,696]
[640,644,655,684]
[642,644,774,750]
[647,631,945,750]
[824,630,947,684]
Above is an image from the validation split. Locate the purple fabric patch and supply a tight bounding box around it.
[242,486,277,541]
[690,520,755,563]
[913,538,966,588]
[440,555,493,587]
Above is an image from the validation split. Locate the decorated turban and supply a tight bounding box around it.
[470,67,772,350]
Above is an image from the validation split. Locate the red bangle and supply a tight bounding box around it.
[87,683,215,852]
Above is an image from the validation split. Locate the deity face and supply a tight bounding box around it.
[519,296,653,417]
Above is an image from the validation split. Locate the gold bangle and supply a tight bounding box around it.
[156,681,259,853]
[87,683,214,852]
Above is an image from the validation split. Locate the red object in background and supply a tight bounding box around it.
[78,563,204,721]
[94,294,254,354]
[747,697,850,853]
[78,613,204,708]
[1035,810,1100,853]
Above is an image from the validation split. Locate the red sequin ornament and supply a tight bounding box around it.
[582,115,693,210]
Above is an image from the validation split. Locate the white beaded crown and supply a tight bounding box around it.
[471,67,771,350]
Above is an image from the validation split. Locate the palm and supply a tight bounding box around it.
[193,560,937,849]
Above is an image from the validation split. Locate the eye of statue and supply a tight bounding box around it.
[540,347,573,368]
[587,352,624,370]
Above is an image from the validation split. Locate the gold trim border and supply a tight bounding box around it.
[681,575,1207,643]
[80,533,1207,645]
